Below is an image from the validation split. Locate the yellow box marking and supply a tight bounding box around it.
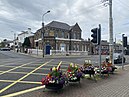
[0,70,47,75]
[0,80,41,84]
[0,62,33,75]
[0,60,52,94]
[1,85,45,97]
[0,64,67,70]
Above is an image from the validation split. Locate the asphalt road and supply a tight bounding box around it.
[0,51,129,96]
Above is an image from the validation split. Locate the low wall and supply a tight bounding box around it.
[28,49,88,56]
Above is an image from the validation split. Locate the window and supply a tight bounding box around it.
[44,31,49,36]
[73,45,76,51]
[55,32,58,38]
[74,33,76,39]
[77,45,79,51]
[77,33,80,39]
[62,31,65,38]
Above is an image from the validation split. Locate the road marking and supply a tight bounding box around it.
[0,64,68,69]
[0,71,47,75]
[57,61,62,69]
[0,80,41,84]
[1,85,45,97]
[0,65,48,69]
[49,64,68,67]
[0,60,52,94]
[0,62,33,75]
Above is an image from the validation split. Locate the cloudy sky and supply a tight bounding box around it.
[0,0,129,42]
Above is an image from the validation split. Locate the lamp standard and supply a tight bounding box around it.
[108,0,114,65]
[102,0,113,65]
[42,10,50,57]
[122,34,125,69]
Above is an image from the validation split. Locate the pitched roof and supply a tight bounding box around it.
[18,31,28,36]
[46,21,70,30]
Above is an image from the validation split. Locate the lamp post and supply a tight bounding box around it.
[102,0,113,65]
[108,0,114,65]
[42,10,50,57]
[122,34,125,69]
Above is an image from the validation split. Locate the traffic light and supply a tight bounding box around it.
[91,28,98,43]
[123,36,127,47]
[97,27,101,45]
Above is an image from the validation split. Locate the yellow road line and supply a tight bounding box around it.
[0,65,37,69]
[0,71,47,75]
[0,60,52,94]
[0,62,33,75]
[57,61,62,69]
[0,80,41,84]
[0,65,38,69]
[0,64,68,69]
[1,85,45,97]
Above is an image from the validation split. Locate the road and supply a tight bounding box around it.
[0,51,129,96]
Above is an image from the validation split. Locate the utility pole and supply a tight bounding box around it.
[109,0,114,65]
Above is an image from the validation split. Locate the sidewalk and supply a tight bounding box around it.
[17,66,129,97]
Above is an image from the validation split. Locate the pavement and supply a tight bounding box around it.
[14,65,129,97]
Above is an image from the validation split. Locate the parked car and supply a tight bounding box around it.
[106,53,126,64]
[0,48,10,51]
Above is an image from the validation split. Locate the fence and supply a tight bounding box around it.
[50,50,88,56]
[28,49,88,56]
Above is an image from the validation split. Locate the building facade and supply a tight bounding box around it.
[34,21,92,55]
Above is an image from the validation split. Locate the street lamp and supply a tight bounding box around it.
[42,10,50,57]
[122,34,125,69]
[102,0,113,65]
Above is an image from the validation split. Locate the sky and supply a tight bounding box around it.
[0,0,129,42]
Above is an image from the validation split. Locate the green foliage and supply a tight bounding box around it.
[0,42,5,47]
[22,37,31,48]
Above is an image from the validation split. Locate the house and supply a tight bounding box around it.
[18,28,34,52]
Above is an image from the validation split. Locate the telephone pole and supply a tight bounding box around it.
[109,0,114,65]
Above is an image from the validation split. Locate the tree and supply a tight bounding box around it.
[22,37,31,48]
[0,42,5,47]
[3,39,7,42]
[22,37,31,53]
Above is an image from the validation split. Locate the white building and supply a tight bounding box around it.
[18,28,34,44]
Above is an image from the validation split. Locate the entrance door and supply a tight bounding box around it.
[46,45,51,55]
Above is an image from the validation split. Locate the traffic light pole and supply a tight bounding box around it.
[98,24,101,76]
